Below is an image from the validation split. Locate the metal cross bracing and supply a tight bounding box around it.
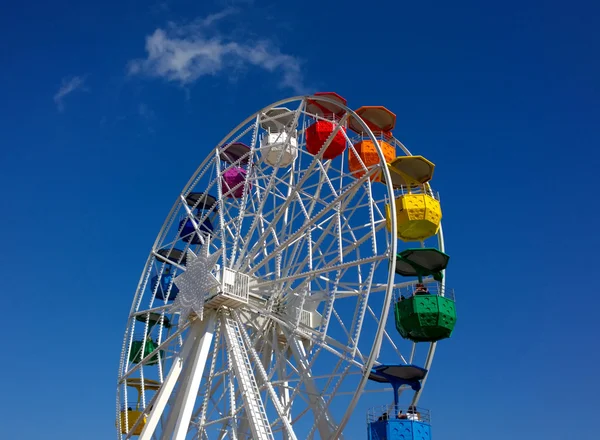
[222,314,275,440]
[116,94,450,440]
[232,311,298,440]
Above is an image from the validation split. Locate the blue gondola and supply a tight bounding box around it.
[180,192,218,244]
[179,216,214,244]
[151,268,179,301]
[367,365,432,440]
[152,248,187,302]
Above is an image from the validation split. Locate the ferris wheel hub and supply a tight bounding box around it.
[204,267,252,309]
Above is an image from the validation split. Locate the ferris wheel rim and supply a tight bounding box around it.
[119,95,395,436]
[116,94,454,439]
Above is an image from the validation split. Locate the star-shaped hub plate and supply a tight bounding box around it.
[172,250,221,323]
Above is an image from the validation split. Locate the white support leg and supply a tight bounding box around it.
[138,321,210,439]
[138,323,198,440]
[160,314,216,440]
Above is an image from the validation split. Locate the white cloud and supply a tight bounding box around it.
[127,9,306,93]
[54,76,86,111]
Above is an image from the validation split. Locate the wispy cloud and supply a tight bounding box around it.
[215,0,255,6]
[150,1,170,14]
[127,8,306,93]
[138,103,155,120]
[54,76,87,112]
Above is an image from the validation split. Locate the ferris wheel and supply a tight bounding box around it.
[116,93,456,440]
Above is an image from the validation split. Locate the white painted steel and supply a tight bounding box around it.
[223,314,274,440]
[137,320,202,440]
[117,94,445,439]
[160,314,215,440]
[284,328,340,440]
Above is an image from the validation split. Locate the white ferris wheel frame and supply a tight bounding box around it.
[116,94,446,440]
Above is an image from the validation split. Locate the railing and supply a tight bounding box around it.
[306,111,345,123]
[221,268,250,302]
[120,402,146,412]
[260,130,298,141]
[367,404,431,424]
[392,184,440,200]
[300,309,312,327]
[349,131,394,142]
[393,283,456,302]
[287,307,313,327]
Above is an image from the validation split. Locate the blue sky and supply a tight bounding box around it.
[1,0,599,438]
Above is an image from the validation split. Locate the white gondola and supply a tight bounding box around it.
[259,107,298,167]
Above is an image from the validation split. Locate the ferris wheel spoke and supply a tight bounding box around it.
[196,361,242,437]
[179,195,211,249]
[280,163,334,242]
[331,307,367,363]
[238,117,352,271]
[273,175,373,262]
[279,189,383,285]
[232,101,306,266]
[203,390,230,429]
[240,299,365,371]
[245,169,376,277]
[409,342,418,365]
[282,238,368,282]
[308,278,426,300]
[227,165,257,268]
[280,223,386,302]
[282,328,343,440]
[232,179,282,270]
[121,320,190,381]
[268,194,325,278]
[278,210,334,281]
[366,305,409,365]
[118,95,453,440]
[275,177,339,215]
[307,361,352,440]
[346,270,376,353]
[183,157,220,203]
[248,176,368,283]
[240,179,289,273]
[280,342,328,416]
[315,160,339,198]
[308,271,374,355]
[131,305,171,317]
[257,254,386,301]
[273,193,313,257]
[194,375,233,434]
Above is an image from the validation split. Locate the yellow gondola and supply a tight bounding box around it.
[385,156,442,241]
[118,378,161,435]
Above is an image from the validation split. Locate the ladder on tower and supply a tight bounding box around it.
[223,315,275,440]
